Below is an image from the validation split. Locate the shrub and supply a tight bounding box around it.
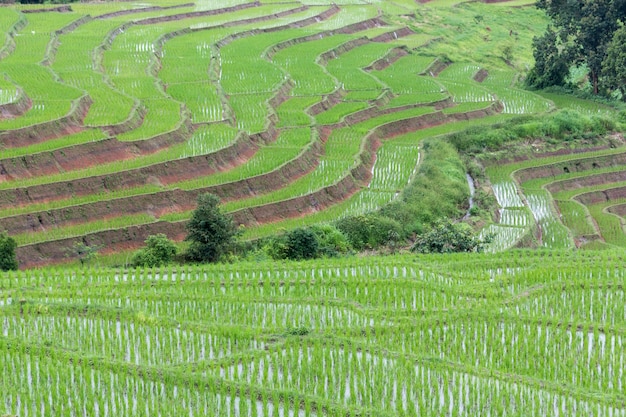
[132,234,178,267]
[185,193,240,263]
[411,219,491,253]
[0,232,17,271]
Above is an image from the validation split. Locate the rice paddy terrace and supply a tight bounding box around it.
[0,0,578,268]
[1,250,625,416]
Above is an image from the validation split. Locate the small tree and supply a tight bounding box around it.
[67,242,100,267]
[602,24,626,101]
[185,193,239,263]
[132,234,178,267]
[0,232,18,271]
[411,219,491,254]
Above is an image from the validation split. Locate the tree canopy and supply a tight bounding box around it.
[0,232,18,271]
[529,0,626,95]
[185,193,239,263]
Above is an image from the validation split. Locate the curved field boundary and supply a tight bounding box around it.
[546,169,626,194]
[574,186,626,206]
[94,3,194,20]
[363,46,409,71]
[41,15,93,67]
[0,14,27,60]
[0,94,92,148]
[21,5,73,13]
[0,84,31,119]
[515,152,626,183]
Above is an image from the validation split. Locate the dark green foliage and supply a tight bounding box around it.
[132,234,178,267]
[0,232,17,271]
[526,27,570,89]
[285,326,309,336]
[602,24,626,101]
[336,214,402,251]
[411,220,491,254]
[309,224,352,257]
[185,193,239,263]
[282,228,319,260]
[533,0,626,94]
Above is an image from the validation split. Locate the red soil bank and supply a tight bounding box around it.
[515,152,626,183]
[574,186,626,205]
[0,89,31,120]
[474,68,489,82]
[546,170,626,194]
[364,47,409,71]
[0,94,92,148]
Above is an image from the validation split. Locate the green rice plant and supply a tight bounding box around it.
[276,96,318,127]
[325,41,392,91]
[272,34,354,95]
[229,92,273,133]
[13,213,155,245]
[314,101,369,125]
[0,129,107,159]
[53,19,136,126]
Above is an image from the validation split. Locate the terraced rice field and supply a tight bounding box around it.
[0,0,559,267]
[2,250,626,416]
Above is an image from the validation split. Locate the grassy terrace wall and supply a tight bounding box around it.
[1,0,621,267]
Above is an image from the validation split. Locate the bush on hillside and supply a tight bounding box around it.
[132,234,178,267]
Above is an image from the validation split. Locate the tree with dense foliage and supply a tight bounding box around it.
[411,220,491,254]
[0,232,18,271]
[185,193,239,263]
[132,234,178,267]
[526,27,570,89]
[530,0,626,94]
[602,24,626,101]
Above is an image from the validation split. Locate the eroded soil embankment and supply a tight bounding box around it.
[0,95,92,148]
[0,116,191,182]
[0,140,322,236]
[515,151,626,183]
[546,170,626,193]
[0,89,31,120]
[574,186,626,205]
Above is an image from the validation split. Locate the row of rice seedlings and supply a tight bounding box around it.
[480,224,529,252]
[374,64,446,99]
[507,281,626,326]
[554,199,599,238]
[178,122,240,157]
[587,200,626,247]
[176,126,314,190]
[537,91,617,116]
[276,96,319,127]
[0,14,84,130]
[12,213,155,245]
[0,78,19,105]
[52,18,137,126]
[314,101,369,125]
[525,190,574,249]
[25,274,483,317]
[480,70,552,114]
[219,30,293,95]
[216,336,623,415]
[229,92,274,133]
[2,308,262,366]
[383,317,625,397]
[324,40,392,91]
[272,34,354,95]
[0,129,107,160]
[0,348,317,417]
[0,129,197,191]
